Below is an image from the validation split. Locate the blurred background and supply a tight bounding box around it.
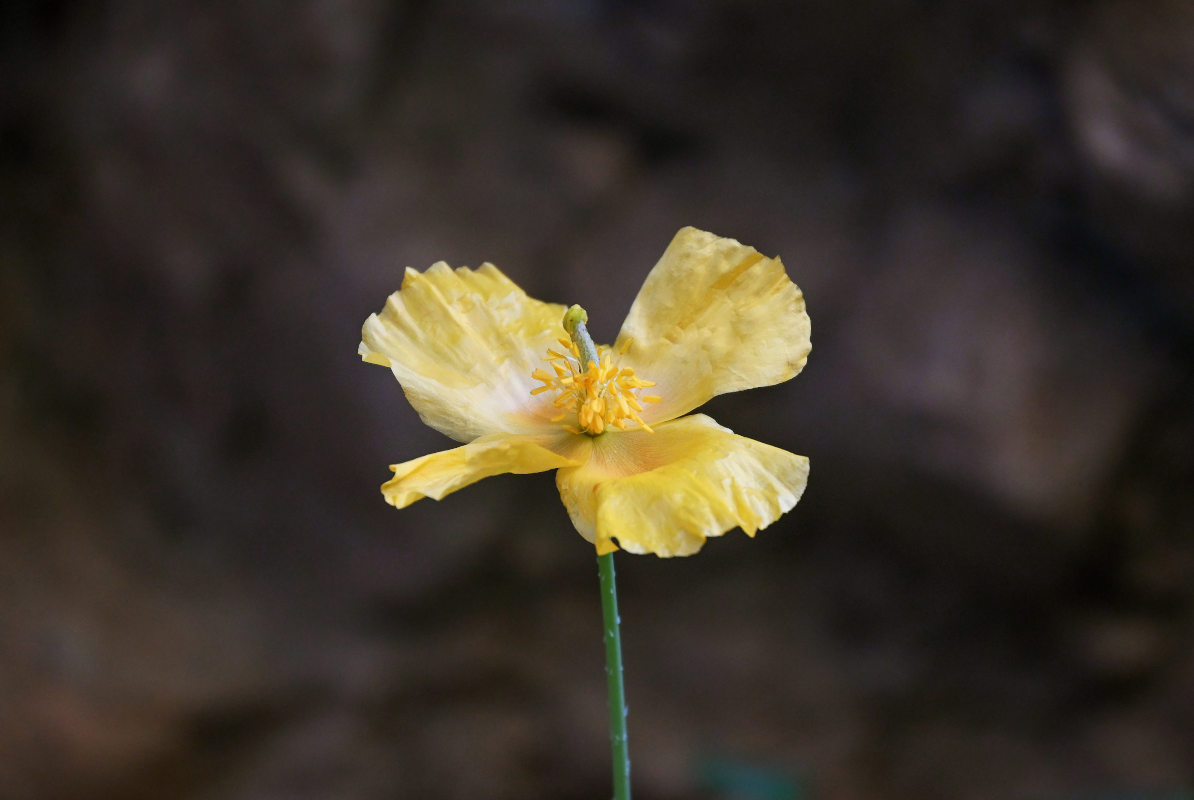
[3,1,1193,798]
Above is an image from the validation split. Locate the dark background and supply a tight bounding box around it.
[3,1,1193,798]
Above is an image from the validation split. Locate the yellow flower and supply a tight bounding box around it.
[359,227,811,557]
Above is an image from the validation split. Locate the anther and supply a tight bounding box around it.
[529,304,660,436]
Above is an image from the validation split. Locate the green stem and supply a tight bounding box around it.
[598,551,631,800]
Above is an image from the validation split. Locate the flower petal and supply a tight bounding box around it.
[614,227,811,425]
[555,414,808,556]
[382,432,581,508]
[361,263,568,442]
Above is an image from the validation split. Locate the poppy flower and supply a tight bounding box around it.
[360,227,810,556]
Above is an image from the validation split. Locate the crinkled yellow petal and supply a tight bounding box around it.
[382,432,581,508]
[555,414,809,557]
[361,263,568,442]
[614,227,811,425]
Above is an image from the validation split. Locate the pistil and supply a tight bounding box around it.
[531,305,660,435]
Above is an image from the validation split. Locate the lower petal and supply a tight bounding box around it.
[383,432,580,508]
[555,414,808,557]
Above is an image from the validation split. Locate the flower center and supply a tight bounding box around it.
[530,311,660,435]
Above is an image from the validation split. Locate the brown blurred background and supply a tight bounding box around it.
[3,1,1193,798]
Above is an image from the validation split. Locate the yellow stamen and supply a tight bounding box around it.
[530,310,660,436]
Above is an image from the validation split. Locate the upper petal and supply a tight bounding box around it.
[382,431,581,509]
[614,227,811,425]
[361,263,568,441]
[555,414,809,556]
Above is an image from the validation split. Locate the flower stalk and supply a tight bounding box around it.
[598,551,631,800]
